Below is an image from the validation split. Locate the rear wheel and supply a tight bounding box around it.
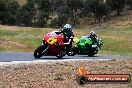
[56,55,63,59]
[56,51,65,59]
[34,45,48,58]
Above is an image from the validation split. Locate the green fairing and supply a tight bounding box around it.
[73,36,103,56]
[74,36,93,48]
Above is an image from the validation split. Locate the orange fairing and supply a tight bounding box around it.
[73,36,78,43]
[77,67,86,76]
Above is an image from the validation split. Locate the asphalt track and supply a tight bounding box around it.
[0,52,132,62]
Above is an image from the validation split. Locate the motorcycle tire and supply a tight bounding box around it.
[88,48,98,57]
[34,45,48,58]
[56,51,65,59]
[88,52,95,57]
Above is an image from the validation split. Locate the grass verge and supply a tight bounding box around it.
[0,24,132,55]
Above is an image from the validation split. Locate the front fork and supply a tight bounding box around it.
[42,46,49,54]
[41,40,49,54]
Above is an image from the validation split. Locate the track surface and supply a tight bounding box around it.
[0,52,132,62]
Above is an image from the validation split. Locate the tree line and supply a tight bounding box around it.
[0,0,132,27]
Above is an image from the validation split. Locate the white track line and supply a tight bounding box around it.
[0,59,110,66]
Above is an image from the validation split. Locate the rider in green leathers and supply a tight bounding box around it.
[87,31,98,48]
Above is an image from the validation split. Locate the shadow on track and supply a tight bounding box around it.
[33,55,99,60]
[34,57,73,60]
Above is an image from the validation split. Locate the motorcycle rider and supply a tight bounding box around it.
[87,31,98,48]
[56,24,74,54]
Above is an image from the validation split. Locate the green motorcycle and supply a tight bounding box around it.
[72,36,103,56]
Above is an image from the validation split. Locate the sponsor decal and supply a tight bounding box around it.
[76,67,131,85]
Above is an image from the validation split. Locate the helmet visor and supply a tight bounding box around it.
[63,28,71,34]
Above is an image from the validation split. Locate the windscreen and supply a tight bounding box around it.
[48,32,57,38]
[79,36,87,42]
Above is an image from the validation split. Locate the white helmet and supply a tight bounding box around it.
[64,24,71,29]
[90,31,95,35]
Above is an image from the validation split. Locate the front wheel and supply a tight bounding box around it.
[34,45,48,58]
[70,47,78,56]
